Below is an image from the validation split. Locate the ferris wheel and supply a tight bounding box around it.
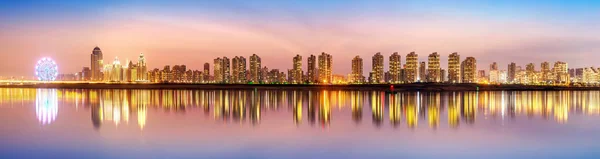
[35,57,59,81]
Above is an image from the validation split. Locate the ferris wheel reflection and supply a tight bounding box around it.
[36,89,58,125]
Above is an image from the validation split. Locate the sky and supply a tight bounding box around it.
[0,0,599,77]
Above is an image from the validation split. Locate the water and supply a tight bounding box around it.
[1,88,599,158]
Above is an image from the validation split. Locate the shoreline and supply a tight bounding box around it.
[1,83,600,91]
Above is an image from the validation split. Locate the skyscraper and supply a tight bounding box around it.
[405,52,418,82]
[389,52,401,83]
[222,57,231,83]
[508,62,517,83]
[292,54,303,83]
[90,46,103,81]
[448,52,460,83]
[137,53,147,81]
[249,54,261,83]
[237,56,247,83]
[351,56,363,83]
[232,57,240,83]
[318,52,333,84]
[419,61,426,82]
[427,52,441,82]
[307,55,317,83]
[203,63,210,82]
[372,52,384,83]
[526,63,535,84]
[461,57,476,83]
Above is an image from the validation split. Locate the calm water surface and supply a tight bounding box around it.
[1,88,600,158]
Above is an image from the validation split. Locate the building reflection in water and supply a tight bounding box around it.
[35,89,58,125]
[2,88,600,129]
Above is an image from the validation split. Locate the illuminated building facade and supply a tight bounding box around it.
[389,52,401,83]
[318,52,332,84]
[427,52,441,82]
[405,52,418,82]
[460,57,476,83]
[553,61,569,85]
[90,46,103,81]
[508,62,517,83]
[371,52,384,83]
[351,56,364,83]
[419,61,426,82]
[249,54,261,83]
[292,54,303,83]
[203,63,210,82]
[447,52,460,83]
[213,57,223,83]
[307,55,317,83]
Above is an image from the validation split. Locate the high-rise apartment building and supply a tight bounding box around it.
[351,56,364,83]
[553,61,569,84]
[214,58,223,83]
[405,52,418,82]
[489,62,499,83]
[292,54,303,83]
[249,54,261,83]
[448,52,460,83]
[541,62,550,83]
[372,52,384,83]
[318,52,332,84]
[389,52,401,83]
[222,57,231,83]
[508,62,517,83]
[461,57,477,83]
[419,61,426,82]
[307,55,317,83]
[203,63,210,82]
[427,52,441,82]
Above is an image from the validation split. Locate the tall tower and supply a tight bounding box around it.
[351,56,363,83]
[419,61,426,82]
[389,52,401,83]
[239,56,247,83]
[405,52,418,82]
[307,55,317,83]
[90,46,103,81]
[447,52,460,83]
[249,54,261,83]
[137,53,147,81]
[372,52,384,83]
[461,57,477,83]
[232,57,239,83]
[214,57,223,83]
[427,52,441,82]
[203,63,210,82]
[292,54,303,83]
[508,62,517,83]
[318,52,332,84]
[222,57,231,83]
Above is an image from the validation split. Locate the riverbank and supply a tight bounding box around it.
[1,83,600,91]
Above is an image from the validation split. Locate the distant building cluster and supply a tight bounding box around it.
[87,47,148,82]
[50,46,586,86]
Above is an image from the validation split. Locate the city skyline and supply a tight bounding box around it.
[1,1,599,77]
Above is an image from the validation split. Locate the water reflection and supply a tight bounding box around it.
[35,89,58,125]
[2,89,600,129]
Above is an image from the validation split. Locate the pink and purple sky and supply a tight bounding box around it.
[0,0,599,77]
